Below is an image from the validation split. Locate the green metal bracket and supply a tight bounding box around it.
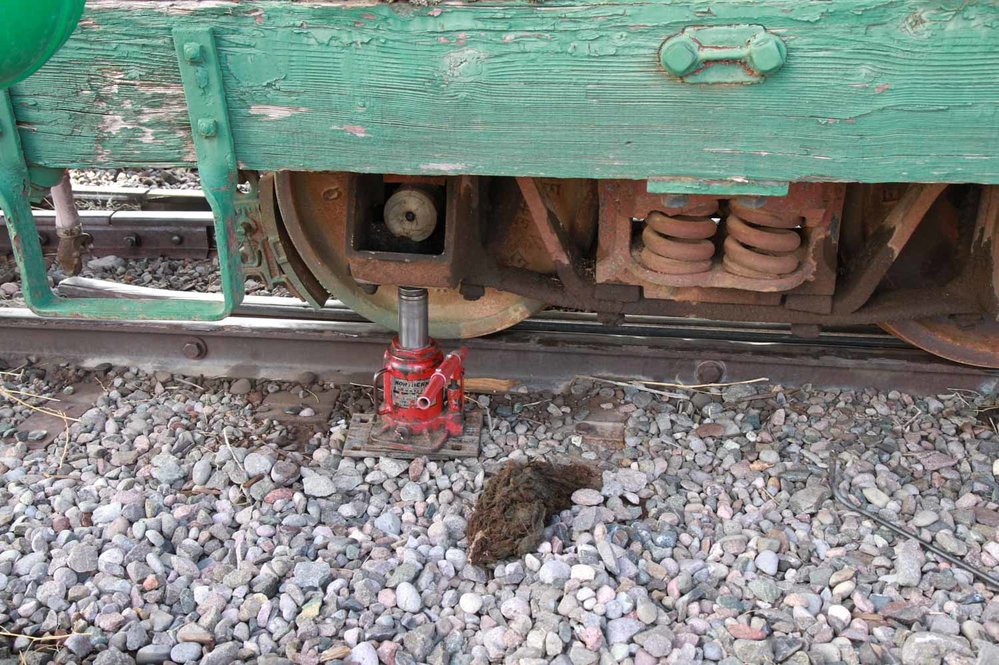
[0,27,244,320]
[647,177,789,197]
[660,25,787,84]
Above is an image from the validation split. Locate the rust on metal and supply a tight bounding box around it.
[514,176,578,284]
[597,180,844,298]
[879,186,999,368]
[272,171,545,339]
[638,201,719,275]
[239,172,329,308]
[488,177,596,275]
[721,201,803,279]
[834,183,948,314]
[344,175,464,289]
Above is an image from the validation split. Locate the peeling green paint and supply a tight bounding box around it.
[0,28,245,321]
[7,0,999,184]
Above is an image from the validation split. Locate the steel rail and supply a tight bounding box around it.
[0,186,213,258]
[54,277,907,349]
[0,302,995,393]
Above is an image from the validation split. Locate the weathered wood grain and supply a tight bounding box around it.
[9,0,999,182]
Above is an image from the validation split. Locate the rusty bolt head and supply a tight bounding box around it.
[124,234,139,247]
[182,337,207,360]
[171,235,183,245]
[747,33,787,76]
[183,42,203,63]
[660,35,700,78]
[695,360,725,384]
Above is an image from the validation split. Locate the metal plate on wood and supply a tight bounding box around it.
[342,410,482,460]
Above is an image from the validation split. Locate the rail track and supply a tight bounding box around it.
[0,184,212,258]
[0,277,993,394]
[2,185,998,393]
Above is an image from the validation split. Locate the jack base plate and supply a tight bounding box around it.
[342,410,483,460]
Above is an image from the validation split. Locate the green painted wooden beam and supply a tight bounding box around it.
[9,0,999,183]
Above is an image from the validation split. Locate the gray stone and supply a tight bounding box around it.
[616,469,648,492]
[500,596,530,619]
[151,453,185,485]
[977,643,999,665]
[539,559,571,586]
[400,481,425,502]
[177,624,214,644]
[36,580,67,609]
[568,643,598,665]
[125,623,149,651]
[862,486,891,508]
[388,562,421,587]
[396,582,423,613]
[302,472,336,498]
[571,488,603,506]
[634,626,672,658]
[270,460,299,485]
[748,578,781,603]
[135,644,172,665]
[243,452,274,476]
[332,472,362,492]
[64,634,94,657]
[374,511,402,535]
[733,639,774,664]
[192,458,212,485]
[789,485,829,514]
[606,617,643,644]
[92,503,123,524]
[230,378,252,395]
[895,538,924,587]
[66,544,99,573]
[755,550,779,576]
[900,632,971,665]
[202,642,241,665]
[772,636,803,662]
[403,623,438,661]
[378,458,409,478]
[94,649,135,665]
[459,592,483,614]
[350,643,378,665]
[912,510,938,527]
[636,596,658,624]
[170,643,203,664]
[294,560,332,588]
[935,531,969,556]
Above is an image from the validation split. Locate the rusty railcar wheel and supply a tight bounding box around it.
[880,186,999,368]
[271,172,595,339]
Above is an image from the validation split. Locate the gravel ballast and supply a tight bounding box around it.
[0,364,997,664]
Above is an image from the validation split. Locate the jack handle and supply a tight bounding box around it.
[415,347,468,410]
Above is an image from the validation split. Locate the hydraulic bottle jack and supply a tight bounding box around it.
[343,287,482,459]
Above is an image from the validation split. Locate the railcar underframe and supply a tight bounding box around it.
[1,0,998,366]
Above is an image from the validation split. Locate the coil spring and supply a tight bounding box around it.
[639,201,719,274]
[722,201,803,279]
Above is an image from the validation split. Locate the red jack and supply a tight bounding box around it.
[344,287,481,458]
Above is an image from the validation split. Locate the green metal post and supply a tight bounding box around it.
[0,28,244,320]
